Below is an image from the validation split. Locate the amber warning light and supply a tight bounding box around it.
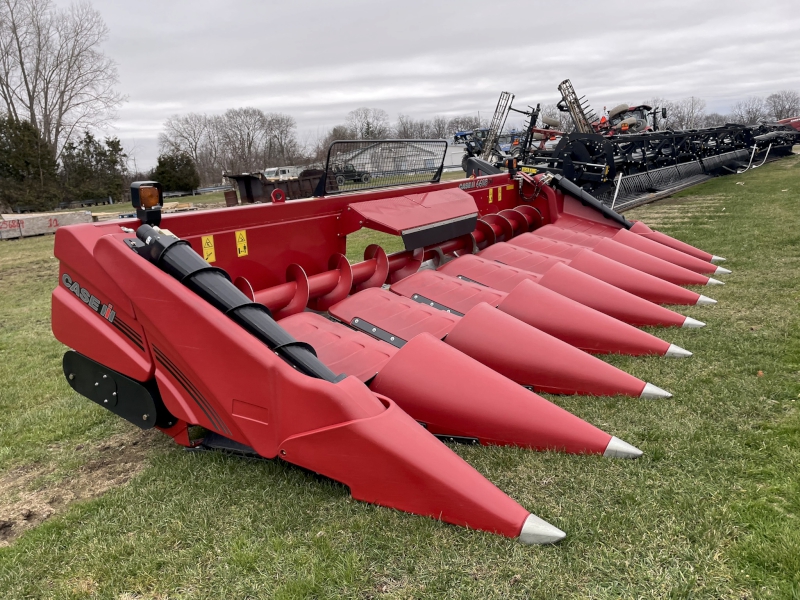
[140,186,160,208]
[130,181,164,227]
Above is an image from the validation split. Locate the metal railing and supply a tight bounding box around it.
[316,140,448,195]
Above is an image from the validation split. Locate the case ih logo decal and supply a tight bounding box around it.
[62,273,116,323]
[457,178,492,190]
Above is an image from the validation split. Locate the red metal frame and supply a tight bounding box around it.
[51,171,721,543]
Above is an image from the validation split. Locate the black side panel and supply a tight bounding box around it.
[62,351,176,430]
[401,214,478,251]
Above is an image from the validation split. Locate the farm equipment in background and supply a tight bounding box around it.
[556,79,664,136]
[52,140,731,546]
[455,92,515,172]
[455,97,565,173]
[777,116,800,132]
[749,120,800,154]
[507,103,564,158]
[455,128,530,170]
[599,103,663,135]
[224,169,330,203]
[453,128,486,169]
[479,92,515,162]
[508,79,800,210]
[555,78,598,134]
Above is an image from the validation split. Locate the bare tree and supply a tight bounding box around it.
[159,113,208,163]
[394,114,447,139]
[159,112,226,184]
[0,0,123,158]
[263,112,300,166]
[201,115,226,183]
[683,96,707,129]
[218,107,269,173]
[703,113,730,128]
[395,114,419,138]
[446,114,485,137]
[346,107,391,139]
[311,124,355,162]
[648,96,706,129]
[429,115,449,139]
[765,90,800,120]
[731,97,769,125]
[159,108,305,182]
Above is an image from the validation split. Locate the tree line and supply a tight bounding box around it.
[157,109,305,187]
[159,107,487,187]
[641,91,800,130]
[0,0,124,211]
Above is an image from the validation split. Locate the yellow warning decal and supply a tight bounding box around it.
[498,187,503,203]
[235,230,248,257]
[506,184,515,191]
[522,166,538,174]
[201,235,216,263]
[488,188,494,203]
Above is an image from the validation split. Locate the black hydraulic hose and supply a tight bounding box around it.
[135,224,341,383]
[552,174,633,229]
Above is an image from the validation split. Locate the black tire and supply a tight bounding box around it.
[461,155,469,171]
[335,175,345,186]
[361,173,371,183]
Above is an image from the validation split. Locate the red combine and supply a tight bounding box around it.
[778,116,800,132]
[51,141,729,545]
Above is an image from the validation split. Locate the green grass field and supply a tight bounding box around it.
[0,159,798,598]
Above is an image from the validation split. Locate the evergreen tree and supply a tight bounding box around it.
[59,132,127,203]
[151,151,201,192]
[0,116,60,211]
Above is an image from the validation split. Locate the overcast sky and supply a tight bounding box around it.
[67,0,800,169]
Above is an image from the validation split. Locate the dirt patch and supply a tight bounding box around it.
[0,429,160,546]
